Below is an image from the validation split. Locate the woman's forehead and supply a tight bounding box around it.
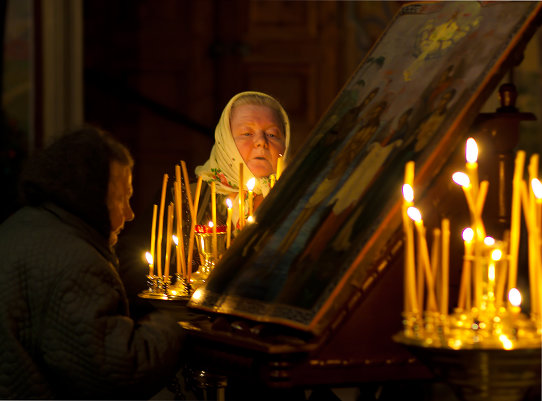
[231,104,282,127]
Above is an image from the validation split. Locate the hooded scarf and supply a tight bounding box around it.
[195,91,290,225]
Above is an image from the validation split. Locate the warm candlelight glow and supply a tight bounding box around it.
[208,221,214,228]
[226,198,232,248]
[407,206,422,222]
[491,248,503,261]
[145,251,153,266]
[508,288,522,307]
[462,227,474,242]
[276,154,284,179]
[247,177,255,217]
[172,235,178,246]
[402,184,414,202]
[466,137,478,163]
[531,178,542,199]
[452,172,470,187]
[484,236,495,246]
[247,215,254,224]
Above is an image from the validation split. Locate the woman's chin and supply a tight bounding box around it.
[247,162,273,178]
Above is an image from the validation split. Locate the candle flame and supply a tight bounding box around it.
[491,248,502,261]
[462,227,474,242]
[531,178,542,199]
[247,215,254,224]
[452,172,470,187]
[145,251,153,265]
[499,334,513,350]
[172,235,178,246]
[226,198,233,209]
[484,236,495,246]
[406,206,422,222]
[247,177,256,191]
[466,138,478,164]
[488,263,495,281]
[208,221,214,228]
[192,288,203,301]
[402,184,414,202]
[508,288,522,307]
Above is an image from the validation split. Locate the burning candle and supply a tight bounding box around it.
[402,182,418,314]
[226,198,232,248]
[211,182,218,261]
[407,206,437,312]
[149,204,157,276]
[508,151,526,294]
[270,174,276,188]
[157,174,169,278]
[239,163,245,229]
[173,181,186,277]
[145,252,153,277]
[441,218,450,315]
[466,137,479,199]
[458,227,473,310]
[164,203,174,279]
[247,177,255,217]
[508,288,522,315]
[276,154,284,179]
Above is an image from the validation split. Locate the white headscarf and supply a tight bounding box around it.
[195,91,290,224]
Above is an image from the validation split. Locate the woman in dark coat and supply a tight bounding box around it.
[0,127,185,399]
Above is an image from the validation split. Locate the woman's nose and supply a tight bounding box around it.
[125,203,135,222]
[253,131,268,148]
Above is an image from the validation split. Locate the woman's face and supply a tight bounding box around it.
[107,161,134,246]
[231,104,286,178]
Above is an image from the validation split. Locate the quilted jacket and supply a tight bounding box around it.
[0,203,185,399]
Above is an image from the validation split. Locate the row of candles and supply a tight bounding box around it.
[402,137,542,332]
[144,157,284,286]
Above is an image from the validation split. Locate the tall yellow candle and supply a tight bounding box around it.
[441,218,450,315]
[508,150,525,296]
[211,181,218,261]
[247,177,255,217]
[458,228,473,310]
[145,252,154,278]
[276,154,284,179]
[164,203,174,279]
[466,137,479,199]
[149,204,158,276]
[180,162,195,220]
[239,163,245,229]
[408,207,438,312]
[270,174,276,188]
[173,181,186,276]
[402,183,417,314]
[226,198,232,249]
[402,161,417,314]
[157,174,168,278]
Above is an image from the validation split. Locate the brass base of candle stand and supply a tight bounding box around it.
[394,333,541,401]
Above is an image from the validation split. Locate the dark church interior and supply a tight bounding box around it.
[1,1,541,400]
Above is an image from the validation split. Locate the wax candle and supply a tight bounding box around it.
[402,182,417,314]
[431,228,441,306]
[145,252,153,277]
[247,177,255,217]
[508,288,522,314]
[466,137,479,199]
[458,228,473,310]
[164,203,174,279]
[441,218,450,315]
[270,174,276,188]
[226,198,232,249]
[408,206,437,312]
[239,163,245,229]
[211,181,218,261]
[157,174,168,278]
[149,204,157,276]
[276,154,284,179]
[508,151,525,295]
[402,161,417,314]
[173,181,186,277]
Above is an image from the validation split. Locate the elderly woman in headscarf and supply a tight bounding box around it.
[193,91,290,231]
